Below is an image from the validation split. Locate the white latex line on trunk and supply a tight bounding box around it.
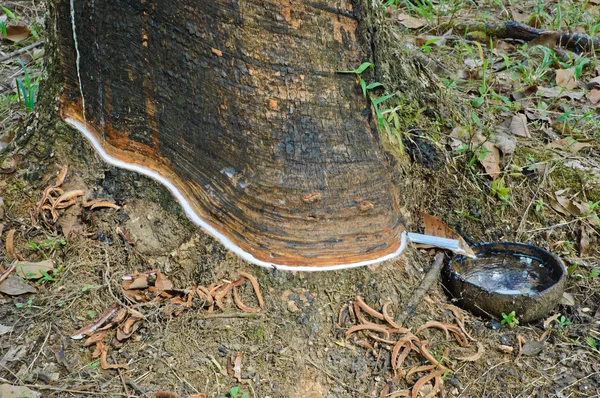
[65,117,408,271]
[69,0,86,124]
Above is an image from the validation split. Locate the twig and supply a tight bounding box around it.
[0,40,45,63]
[0,380,133,396]
[458,360,510,397]
[0,265,16,285]
[197,312,264,319]
[25,323,51,375]
[112,353,131,397]
[398,253,445,324]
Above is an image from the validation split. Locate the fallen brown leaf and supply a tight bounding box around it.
[471,132,501,178]
[547,138,591,153]
[6,229,16,261]
[234,352,243,383]
[419,211,475,257]
[509,114,532,138]
[529,32,559,48]
[14,260,54,279]
[397,13,427,29]
[556,68,577,89]
[0,383,40,398]
[0,275,36,295]
[2,25,31,42]
[128,275,149,289]
[155,272,174,291]
[580,225,590,256]
[588,89,600,105]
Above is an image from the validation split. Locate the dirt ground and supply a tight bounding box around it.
[1,1,600,397]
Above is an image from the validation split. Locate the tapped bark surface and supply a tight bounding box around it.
[56,0,407,268]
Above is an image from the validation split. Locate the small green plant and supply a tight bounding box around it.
[587,337,598,349]
[555,315,572,330]
[534,198,548,213]
[81,284,94,292]
[419,38,441,54]
[337,62,382,97]
[16,297,34,309]
[36,269,57,284]
[491,177,510,203]
[219,386,248,398]
[87,360,100,370]
[589,268,599,279]
[455,209,481,222]
[16,61,41,112]
[556,240,575,256]
[501,311,519,328]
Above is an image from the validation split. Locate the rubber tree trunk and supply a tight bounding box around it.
[49,0,440,270]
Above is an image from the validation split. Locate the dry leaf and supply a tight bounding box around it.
[537,86,585,100]
[522,341,544,356]
[587,76,600,89]
[511,9,530,24]
[529,32,559,48]
[560,292,575,306]
[0,276,36,295]
[419,211,475,257]
[554,190,583,216]
[155,272,174,291]
[547,138,591,153]
[588,89,600,105]
[0,384,40,398]
[397,13,426,29]
[509,114,531,138]
[14,260,53,279]
[2,25,31,42]
[5,229,16,261]
[234,352,243,382]
[556,68,578,89]
[128,275,149,289]
[471,132,501,179]
[492,132,516,155]
[580,226,589,256]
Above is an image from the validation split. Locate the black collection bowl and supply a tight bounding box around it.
[442,242,567,323]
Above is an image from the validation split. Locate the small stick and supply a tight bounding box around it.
[0,265,16,285]
[112,353,131,397]
[197,312,264,319]
[0,41,45,63]
[398,253,445,324]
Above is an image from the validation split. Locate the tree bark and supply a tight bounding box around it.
[46,0,444,269]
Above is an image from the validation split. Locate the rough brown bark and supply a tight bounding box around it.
[54,0,410,268]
